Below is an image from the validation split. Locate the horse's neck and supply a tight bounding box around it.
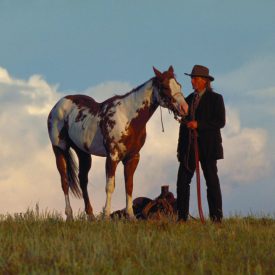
[122,79,159,124]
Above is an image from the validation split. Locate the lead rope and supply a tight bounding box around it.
[159,106,164,132]
[193,129,205,224]
[178,92,205,224]
[190,93,205,223]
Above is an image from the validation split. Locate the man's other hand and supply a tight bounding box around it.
[187,120,198,129]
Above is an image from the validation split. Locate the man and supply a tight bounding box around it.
[177,65,225,222]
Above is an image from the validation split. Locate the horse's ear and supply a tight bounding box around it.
[168,65,174,74]
[153,66,162,79]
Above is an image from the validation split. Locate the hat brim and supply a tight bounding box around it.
[184,73,214,81]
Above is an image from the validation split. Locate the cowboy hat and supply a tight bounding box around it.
[184,65,214,81]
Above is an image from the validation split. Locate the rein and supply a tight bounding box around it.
[176,117,205,224]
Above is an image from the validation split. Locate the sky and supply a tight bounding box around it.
[0,0,274,218]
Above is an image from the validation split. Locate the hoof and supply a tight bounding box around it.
[87,214,96,222]
[126,213,137,221]
[102,214,111,221]
[66,215,74,222]
[102,209,111,220]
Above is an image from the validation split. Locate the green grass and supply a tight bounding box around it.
[0,209,274,274]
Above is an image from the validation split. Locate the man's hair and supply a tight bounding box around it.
[206,79,214,91]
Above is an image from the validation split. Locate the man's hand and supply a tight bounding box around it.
[187,120,198,129]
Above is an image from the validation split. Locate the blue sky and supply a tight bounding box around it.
[1,1,274,90]
[0,1,274,217]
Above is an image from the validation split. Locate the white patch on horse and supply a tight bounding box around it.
[169,78,188,115]
[65,194,73,218]
[126,194,134,217]
[169,78,182,96]
[67,104,101,153]
[104,176,115,217]
[48,98,73,149]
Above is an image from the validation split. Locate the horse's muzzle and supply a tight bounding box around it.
[176,101,189,117]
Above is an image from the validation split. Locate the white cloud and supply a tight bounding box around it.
[216,54,275,93]
[220,106,270,184]
[0,67,12,83]
[247,86,275,98]
[215,54,275,120]
[0,67,272,216]
[213,55,275,187]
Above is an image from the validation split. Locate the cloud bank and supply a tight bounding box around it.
[0,67,272,215]
[220,106,270,184]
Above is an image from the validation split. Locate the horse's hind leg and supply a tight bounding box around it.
[75,149,95,221]
[53,146,73,221]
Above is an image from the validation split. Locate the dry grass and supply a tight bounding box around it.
[0,209,274,274]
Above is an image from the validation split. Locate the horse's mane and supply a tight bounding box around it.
[100,78,154,105]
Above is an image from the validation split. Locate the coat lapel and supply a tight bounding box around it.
[196,89,210,116]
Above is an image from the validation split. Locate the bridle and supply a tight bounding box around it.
[154,78,187,121]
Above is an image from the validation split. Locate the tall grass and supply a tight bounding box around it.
[0,208,274,274]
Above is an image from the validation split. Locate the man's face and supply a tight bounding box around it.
[191,77,207,92]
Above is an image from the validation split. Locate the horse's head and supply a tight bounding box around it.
[153,66,188,118]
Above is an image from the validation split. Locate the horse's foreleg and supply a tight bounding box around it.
[103,156,119,218]
[53,146,73,221]
[123,154,140,219]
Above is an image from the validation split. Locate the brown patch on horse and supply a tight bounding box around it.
[58,120,69,141]
[75,109,87,122]
[122,154,140,195]
[99,101,121,135]
[131,101,158,130]
[106,156,119,178]
[118,102,157,157]
[65,95,100,115]
[103,109,116,130]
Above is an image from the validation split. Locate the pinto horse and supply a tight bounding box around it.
[47,66,188,220]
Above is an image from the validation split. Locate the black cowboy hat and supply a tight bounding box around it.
[184,65,214,81]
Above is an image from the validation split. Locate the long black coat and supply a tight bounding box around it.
[177,89,225,161]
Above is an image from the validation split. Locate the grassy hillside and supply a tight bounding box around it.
[0,209,274,274]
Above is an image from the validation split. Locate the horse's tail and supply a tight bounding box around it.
[66,149,82,198]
